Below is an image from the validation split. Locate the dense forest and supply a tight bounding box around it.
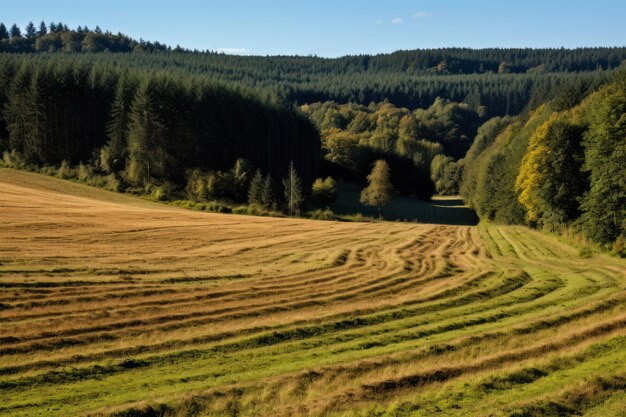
[0,56,320,201]
[0,20,624,250]
[1,21,624,117]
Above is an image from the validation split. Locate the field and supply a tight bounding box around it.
[0,168,625,417]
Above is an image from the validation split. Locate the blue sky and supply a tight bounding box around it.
[4,0,626,57]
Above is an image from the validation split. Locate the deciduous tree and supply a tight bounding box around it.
[360,160,394,218]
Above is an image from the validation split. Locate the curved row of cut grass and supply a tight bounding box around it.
[0,170,624,417]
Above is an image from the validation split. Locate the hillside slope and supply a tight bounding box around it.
[0,169,625,417]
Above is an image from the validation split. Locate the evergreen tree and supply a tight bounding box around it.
[360,160,394,218]
[283,161,303,216]
[9,24,22,39]
[261,174,276,211]
[126,78,170,185]
[0,23,8,40]
[101,76,135,173]
[126,83,151,185]
[38,21,47,36]
[232,158,252,201]
[248,170,264,206]
[48,22,57,33]
[25,22,36,39]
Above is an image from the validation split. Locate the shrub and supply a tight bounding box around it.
[56,160,74,179]
[612,235,626,258]
[311,177,338,205]
[105,173,122,192]
[2,150,28,169]
[204,201,232,214]
[310,208,336,221]
[232,205,250,215]
[77,163,93,182]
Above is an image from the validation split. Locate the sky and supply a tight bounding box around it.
[3,0,626,57]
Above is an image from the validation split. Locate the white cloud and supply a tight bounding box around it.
[413,12,433,18]
[216,48,249,55]
[391,18,403,24]
[374,19,382,25]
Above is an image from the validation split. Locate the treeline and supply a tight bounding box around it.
[459,74,626,252]
[0,55,320,196]
[0,21,172,53]
[301,98,485,197]
[1,20,624,117]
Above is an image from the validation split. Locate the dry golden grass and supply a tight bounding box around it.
[0,168,624,417]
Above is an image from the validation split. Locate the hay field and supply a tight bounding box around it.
[0,169,625,417]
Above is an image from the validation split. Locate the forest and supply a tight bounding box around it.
[460,74,626,250]
[0,55,320,201]
[0,20,624,250]
[1,21,624,116]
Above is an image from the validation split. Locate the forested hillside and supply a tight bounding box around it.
[1,21,624,116]
[460,74,626,251]
[0,56,320,196]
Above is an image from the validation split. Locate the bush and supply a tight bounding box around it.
[612,235,626,258]
[40,165,57,176]
[311,177,338,206]
[105,173,122,192]
[2,150,28,169]
[578,246,593,258]
[232,206,251,215]
[77,163,93,182]
[56,160,75,179]
[204,201,232,213]
[310,208,336,221]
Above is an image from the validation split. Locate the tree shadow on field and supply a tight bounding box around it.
[331,183,478,226]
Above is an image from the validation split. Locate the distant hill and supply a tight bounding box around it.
[1,21,624,117]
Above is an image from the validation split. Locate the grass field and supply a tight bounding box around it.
[0,168,625,417]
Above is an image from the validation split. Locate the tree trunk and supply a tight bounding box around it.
[378,205,382,219]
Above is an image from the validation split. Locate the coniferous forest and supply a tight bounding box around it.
[0,21,624,250]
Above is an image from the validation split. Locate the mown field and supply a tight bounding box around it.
[0,168,625,417]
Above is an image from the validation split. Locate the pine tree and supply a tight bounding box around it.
[0,23,8,40]
[283,161,303,216]
[102,76,135,173]
[48,22,57,33]
[261,174,275,211]
[360,160,394,218]
[38,21,47,36]
[126,78,169,185]
[9,24,22,39]
[25,22,36,39]
[232,158,251,201]
[126,82,151,185]
[248,169,263,206]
